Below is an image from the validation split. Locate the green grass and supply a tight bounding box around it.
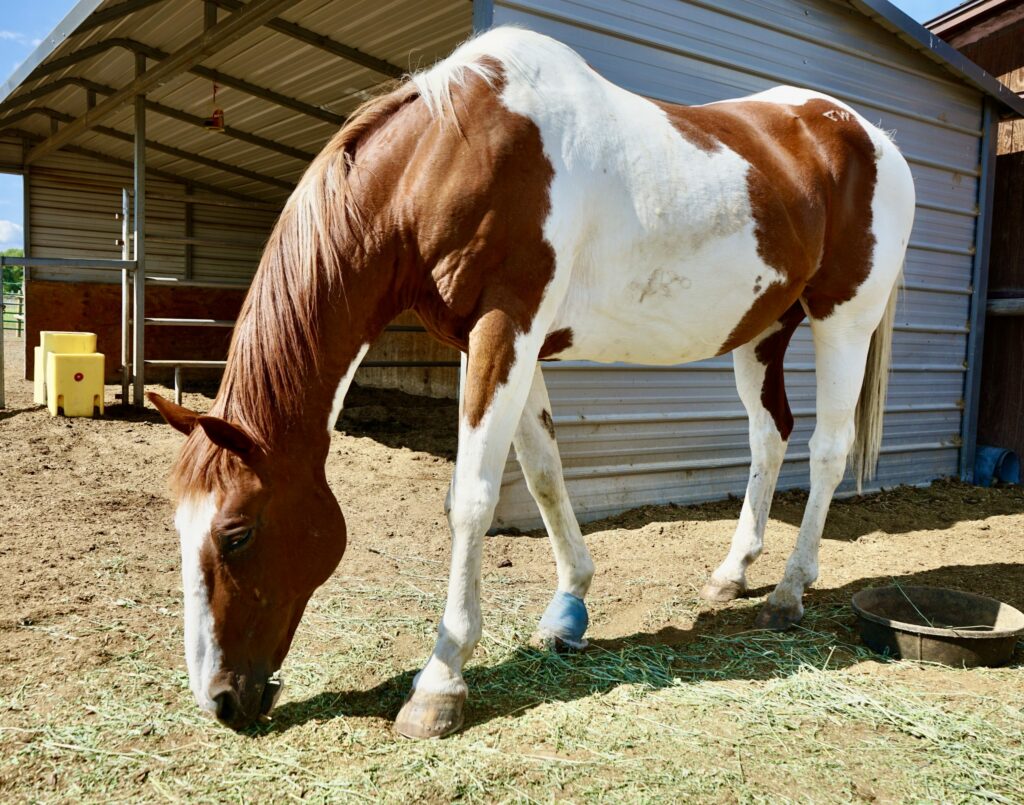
[2,570,1021,803]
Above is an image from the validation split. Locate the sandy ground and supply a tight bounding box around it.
[1,330,1023,802]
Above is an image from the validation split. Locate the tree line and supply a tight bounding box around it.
[2,247,23,291]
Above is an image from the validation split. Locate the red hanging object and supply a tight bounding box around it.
[203,82,225,132]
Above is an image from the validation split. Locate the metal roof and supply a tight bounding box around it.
[0,0,472,202]
[926,0,1024,37]
[0,0,1019,205]
[850,0,1024,116]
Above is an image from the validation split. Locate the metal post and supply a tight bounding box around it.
[184,184,193,280]
[121,187,131,405]
[0,288,5,409]
[132,53,146,406]
[174,365,182,405]
[472,0,494,31]
[959,99,999,482]
[21,162,30,284]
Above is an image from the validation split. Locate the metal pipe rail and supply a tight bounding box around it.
[146,276,250,290]
[987,298,1024,316]
[146,235,266,249]
[0,255,136,271]
[144,317,235,327]
[145,359,226,404]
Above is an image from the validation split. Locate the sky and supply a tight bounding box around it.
[1,0,74,250]
[0,0,962,252]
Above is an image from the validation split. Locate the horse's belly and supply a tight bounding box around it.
[549,230,778,365]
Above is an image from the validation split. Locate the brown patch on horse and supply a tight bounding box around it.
[540,408,556,439]
[754,302,806,440]
[540,327,573,359]
[406,65,557,429]
[654,97,878,354]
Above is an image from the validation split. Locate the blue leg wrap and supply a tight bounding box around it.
[538,591,589,649]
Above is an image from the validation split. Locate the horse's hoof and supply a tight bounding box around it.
[754,602,803,631]
[530,629,589,653]
[700,578,746,603]
[393,691,465,739]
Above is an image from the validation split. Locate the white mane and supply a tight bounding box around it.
[410,26,580,122]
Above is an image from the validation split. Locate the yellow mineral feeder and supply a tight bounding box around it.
[34,331,105,417]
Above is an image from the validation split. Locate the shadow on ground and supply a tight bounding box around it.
[267,562,1024,735]
[486,479,1024,542]
[336,383,458,459]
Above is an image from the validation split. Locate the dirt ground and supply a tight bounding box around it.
[1,330,1022,803]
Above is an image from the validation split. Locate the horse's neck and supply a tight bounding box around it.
[221,244,403,453]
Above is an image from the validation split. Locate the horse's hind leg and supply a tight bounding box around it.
[702,304,803,602]
[513,366,594,650]
[754,311,874,630]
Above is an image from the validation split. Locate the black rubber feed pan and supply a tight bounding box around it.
[851,585,1024,667]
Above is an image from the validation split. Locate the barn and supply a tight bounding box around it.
[929,0,1024,479]
[1,0,1021,528]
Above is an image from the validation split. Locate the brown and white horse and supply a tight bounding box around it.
[150,27,914,737]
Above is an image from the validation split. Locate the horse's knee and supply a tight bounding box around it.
[447,481,499,536]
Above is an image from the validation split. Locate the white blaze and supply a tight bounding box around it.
[175,493,221,713]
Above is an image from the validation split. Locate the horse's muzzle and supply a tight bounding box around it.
[209,675,283,730]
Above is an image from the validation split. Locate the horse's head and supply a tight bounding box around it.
[149,393,346,730]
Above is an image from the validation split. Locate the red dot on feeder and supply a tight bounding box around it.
[74,372,84,382]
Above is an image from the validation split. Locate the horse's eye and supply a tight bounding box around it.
[222,528,254,554]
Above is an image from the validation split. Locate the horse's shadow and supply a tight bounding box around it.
[264,562,1024,736]
[547,482,1024,544]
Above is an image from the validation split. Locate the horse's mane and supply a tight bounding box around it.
[170,80,421,499]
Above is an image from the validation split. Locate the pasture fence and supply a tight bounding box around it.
[2,284,24,336]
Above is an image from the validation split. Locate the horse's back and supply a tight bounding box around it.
[412,29,912,362]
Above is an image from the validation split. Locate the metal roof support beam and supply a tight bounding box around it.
[77,0,169,32]
[204,0,218,30]
[8,107,296,191]
[205,0,405,78]
[7,126,270,204]
[25,0,296,165]
[14,38,344,126]
[959,99,999,482]
[0,77,315,163]
[145,99,315,162]
[190,64,344,126]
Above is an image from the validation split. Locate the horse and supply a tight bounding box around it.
[149,26,915,738]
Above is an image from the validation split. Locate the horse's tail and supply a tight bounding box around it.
[850,270,901,493]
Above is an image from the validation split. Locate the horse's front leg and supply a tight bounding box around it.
[394,310,543,739]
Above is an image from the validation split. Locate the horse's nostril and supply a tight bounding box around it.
[213,690,238,724]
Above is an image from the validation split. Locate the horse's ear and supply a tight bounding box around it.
[147,392,200,437]
[197,416,260,463]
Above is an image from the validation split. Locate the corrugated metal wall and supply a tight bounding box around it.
[0,137,21,168]
[26,150,277,284]
[491,0,985,527]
